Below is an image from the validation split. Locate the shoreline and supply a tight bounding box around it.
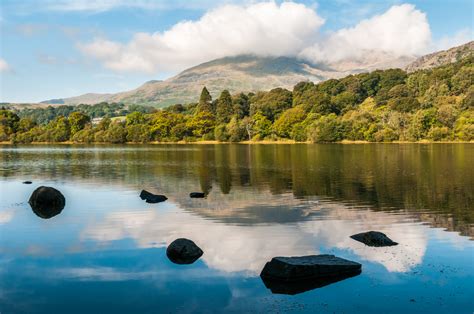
[0,140,472,145]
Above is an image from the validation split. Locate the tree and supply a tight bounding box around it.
[104,123,127,143]
[251,111,272,140]
[233,93,250,119]
[126,111,146,126]
[307,114,343,143]
[197,87,213,113]
[273,106,306,138]
[216,90,233,123]
[68,111,91,135]
[250,88,292,121]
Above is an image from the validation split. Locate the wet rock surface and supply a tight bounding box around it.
[260,255,362,282]
[350,231,398,247]
[166,238,204,264]
[139,190,167,203]
[28,186,65,219]
[190,192,206,198]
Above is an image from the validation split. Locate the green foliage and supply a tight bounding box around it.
[126,111,146,126]
[4,56,473,143]
[68,111,91,135]
[197,87,213,113]
[250,88,292,121]
[273,106,306,138]
[308,114,343,143]
[216,90,233,123]
[104,123,127,144]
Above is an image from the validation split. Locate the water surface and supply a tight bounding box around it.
[0,144,473,313]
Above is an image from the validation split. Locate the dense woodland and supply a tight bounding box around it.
[1,56,472,143]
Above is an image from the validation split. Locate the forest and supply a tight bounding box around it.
[0,55,472,143]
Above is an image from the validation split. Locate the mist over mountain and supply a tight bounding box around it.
[41,53,414,107]
[42,42,472,108]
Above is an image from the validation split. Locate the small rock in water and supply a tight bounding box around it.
[189,192,205,198]
[166,238,203,264]
[260,254,361,282]
[23,181,33,184]
[28,186,65,219]
[139,190,167,203]
[350,231,398,247]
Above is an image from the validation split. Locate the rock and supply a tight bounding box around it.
[166,238,203,264]
[23,181,33,184]
[261,270,361,295]
[139,190,167,203]
[260,255,361,282]
[190,192,205,198]
[350,231,398,247]
[28,186,65,219]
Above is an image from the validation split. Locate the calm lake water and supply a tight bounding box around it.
[0,144,473,313]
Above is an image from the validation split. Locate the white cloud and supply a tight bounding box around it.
[300,4,431,63]
[79,1,324,73]
[79,2,446,74]
[0,58,11,72]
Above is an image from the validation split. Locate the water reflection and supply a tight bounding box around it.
[0,144,473,313]
[261,270,362,295]
[0,144,472,237]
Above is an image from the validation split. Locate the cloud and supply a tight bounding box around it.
[79,2,435,74]
[0,58,11,72]
[300,4,431,63]
[78,1,325,73]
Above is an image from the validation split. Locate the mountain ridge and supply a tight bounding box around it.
[42,42,472,107]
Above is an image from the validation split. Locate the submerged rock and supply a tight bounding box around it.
[166,238,203,264]
[350,231,398,247]
[139,190,167,203]
[23,181,33,184]
[260,255,361,283]
[28,186,65,219]
[189,192,206,198]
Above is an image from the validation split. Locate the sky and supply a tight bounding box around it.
[0,0,472,103]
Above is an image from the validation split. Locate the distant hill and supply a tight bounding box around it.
[43,53,414,108]
[406,41,473,72]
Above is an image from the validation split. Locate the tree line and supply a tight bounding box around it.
[1,55,472,143]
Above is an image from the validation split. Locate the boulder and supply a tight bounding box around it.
[350,231,398,247]
[23,181,32,184]
[139,190,167,203]
[190,192,205,198]
[28,186,65,219]
[260,255,361,282]
[166,238,203,264]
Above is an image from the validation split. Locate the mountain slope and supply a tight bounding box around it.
[44,54,414,108]
[406,41,473,72]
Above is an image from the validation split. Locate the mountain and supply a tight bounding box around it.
[406,41,473,72]
[43,53,414,108]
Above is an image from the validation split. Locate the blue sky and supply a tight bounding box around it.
[0,0,472,103]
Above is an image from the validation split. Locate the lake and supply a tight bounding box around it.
[0,144,473,313]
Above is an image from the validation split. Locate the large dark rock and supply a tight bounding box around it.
[28,186,65,219]
[260,255,361,283]
[189,192,206,198]
[350,231,398,247]
[139,190,167,203]
[166,238,203,265]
